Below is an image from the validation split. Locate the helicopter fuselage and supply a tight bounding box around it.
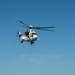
[17,29,38,44]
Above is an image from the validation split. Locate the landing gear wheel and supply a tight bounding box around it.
[30,41,34,45]
[21,40,23,43]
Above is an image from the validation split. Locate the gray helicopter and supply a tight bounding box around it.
[17,20,55,45]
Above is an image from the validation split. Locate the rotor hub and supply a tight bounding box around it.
[29,25,33,29]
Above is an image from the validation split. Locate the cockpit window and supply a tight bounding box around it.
[33,33,37,35]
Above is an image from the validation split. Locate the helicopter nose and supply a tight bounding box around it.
[34,35,38,40]
[34,34,38,38]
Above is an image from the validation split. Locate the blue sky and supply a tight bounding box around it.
[0,0,75,75]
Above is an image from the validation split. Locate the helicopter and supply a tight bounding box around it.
[16,20,55,45]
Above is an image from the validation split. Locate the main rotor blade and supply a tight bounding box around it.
[4,22,26,28]
[36,28,54,32]
[33,26,55,29]
[19,20,29,28]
